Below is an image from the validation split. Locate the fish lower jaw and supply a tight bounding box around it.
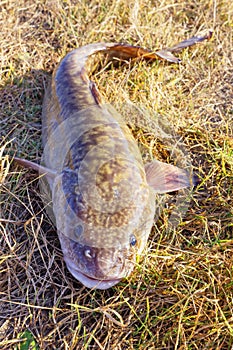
[65,261,122,290]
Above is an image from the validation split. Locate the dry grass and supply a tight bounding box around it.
[0,0,233,349]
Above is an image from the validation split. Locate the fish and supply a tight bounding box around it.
[14,32,212,289]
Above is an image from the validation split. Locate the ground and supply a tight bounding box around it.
[0,0,233,349]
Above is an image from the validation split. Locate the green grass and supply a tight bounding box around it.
[0,0,233,349]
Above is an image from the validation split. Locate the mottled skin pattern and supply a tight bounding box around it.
[40,35,211,289]
[42,43,156,289]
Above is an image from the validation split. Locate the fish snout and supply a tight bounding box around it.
[59,231,134,283]
[96,249,133,279]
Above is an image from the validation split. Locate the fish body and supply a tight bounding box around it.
[14,33,211,289]
[42,43,158,289]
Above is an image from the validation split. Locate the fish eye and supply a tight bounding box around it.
[130,235,137,247]
[84,249,95,259]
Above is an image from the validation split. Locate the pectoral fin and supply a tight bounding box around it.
[13,157,56,179]
[145,159,191,193]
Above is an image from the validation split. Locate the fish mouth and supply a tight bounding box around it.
[65,261,122,290]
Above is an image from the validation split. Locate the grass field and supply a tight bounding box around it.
[1,0,233,349]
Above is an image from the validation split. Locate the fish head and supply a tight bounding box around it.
[58,231,145,290]
[52,166,155,289]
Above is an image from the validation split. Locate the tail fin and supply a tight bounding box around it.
[104,31,212,63]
